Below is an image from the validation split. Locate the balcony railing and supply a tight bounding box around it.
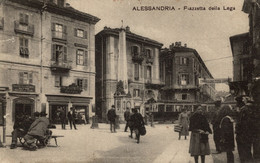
[50,60,72,72]
[14,21,34,36]
[52,31,67,40]
[146,58,154,64]
[0,17,4,30]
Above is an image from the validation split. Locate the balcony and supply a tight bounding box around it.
[50,61,72,72]
[0,17,3,30]
[14,21,34,36]
[52,31,67,41]
[132,54,144,64]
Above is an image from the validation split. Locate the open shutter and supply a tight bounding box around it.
[84,30,88,39]
[175,57,180,64]
[19,13,24,23]
[187,74,189,85]
[25,14,29,24]
[63,25,67,34]
[186,58,189,65]
[28,72,33,84]
[140,65,143,78]
[76,50,78,65]
[144,66,147,79]
[83,79,88,91]
[178,74,181,85]
[84,51,88,66]
[19,72,23,84]
[51,23,55,31]
[63,46,67,62]
[133,89,136,97]
[52,44,56,60]
[74,28,77,37]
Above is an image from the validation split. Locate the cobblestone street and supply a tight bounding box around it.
[0,123,240,163]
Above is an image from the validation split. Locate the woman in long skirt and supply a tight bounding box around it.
[178,108,189,140]
[189,106,212,163]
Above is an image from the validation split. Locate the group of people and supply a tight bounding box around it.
[107,105,145,144]
[11,111,50,151]
[176,84,260,163]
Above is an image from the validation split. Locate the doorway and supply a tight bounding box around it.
[13,98,34,122]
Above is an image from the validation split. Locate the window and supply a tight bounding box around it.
[179,74,189,86]
[131,46,139,56]
[19,38,29,58]
[182,94,188,100]
[77,50,84,65]
[55,24,63,38]
[133,89,140,97]
[55,76,62,87]
[52,44,67,62]
[19,13,28,25]
[57,0,65,7]
[76,79,88,90]
[134,64,139,80]
[180,57,189,65]
[166,105,173,112]
[146,66,152,79]
[77,29,84,37]
[19,72,33,84]
[76,49,88,66]
[146,49,152,58]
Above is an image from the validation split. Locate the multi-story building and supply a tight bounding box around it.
[229,0,260,98]
[95,26,163,121]
[229,33,252,96]
[0,0,99,130]
[159,42,215,114]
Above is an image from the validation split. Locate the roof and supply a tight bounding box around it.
[160,46,214,78]
[7,0,100,24]
[96,27,163,48]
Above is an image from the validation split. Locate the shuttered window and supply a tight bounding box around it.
[19,13,29,25]
[134,64,139,80]
[55,76,62,87]
[52,44,67,62]
[19,72,33,84]
[76,49,88,66]
[19,37,29,58]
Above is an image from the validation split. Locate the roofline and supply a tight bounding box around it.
[7,0,100,24]
[96,28,163,48]
[160,47,214,78]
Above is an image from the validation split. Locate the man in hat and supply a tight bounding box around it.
[124,107,131,132]
[211,100,222,154]
[10,112,35,149]
[107,105,117,133]
[68,107,77,130]
[24,111,49,151]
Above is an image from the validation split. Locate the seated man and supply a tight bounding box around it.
[24,111,49,151]
[10,112,35,149]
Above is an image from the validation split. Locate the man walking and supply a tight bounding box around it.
[68,107,77,130]
[107,105,117,133]
[212,100,222,154]
[124,107,131,132]
[59,107,66,129]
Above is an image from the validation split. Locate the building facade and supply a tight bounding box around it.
[229,33,252,96]
[0,0,99,130]
[95,27,163,121]
[159,42,215,115]
[229,0,260,98]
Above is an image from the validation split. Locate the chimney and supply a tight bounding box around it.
[179,42,181,47]
[184,43,187,47]
[175,42,178,47]
[126,26,130,32]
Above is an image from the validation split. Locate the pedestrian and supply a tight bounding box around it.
[24,111,49,151]
[59,107,66,130]
[219,105,235,163]
[107,105,117,133]
[124,107,131,132]
[131,108,145,144]
[178,108,189,140]
[10,112,32,149]
[189,106,212,163]
[82,114,87,125]
[211,100,222,154]
[129,108,135,138]
[235,82,260,163]
[68,107,77,130]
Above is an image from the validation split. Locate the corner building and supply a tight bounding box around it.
[95,27,164,121]
[159,42,215,116]
[0,0,99,130]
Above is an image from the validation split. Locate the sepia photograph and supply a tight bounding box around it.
[0,0,260,162]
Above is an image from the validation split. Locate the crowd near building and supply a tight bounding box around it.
[0,0,215,130]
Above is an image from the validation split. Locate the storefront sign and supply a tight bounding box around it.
[12,84,35,92]
[60,84,82,94]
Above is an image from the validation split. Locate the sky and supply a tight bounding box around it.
[68,0,249,91]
